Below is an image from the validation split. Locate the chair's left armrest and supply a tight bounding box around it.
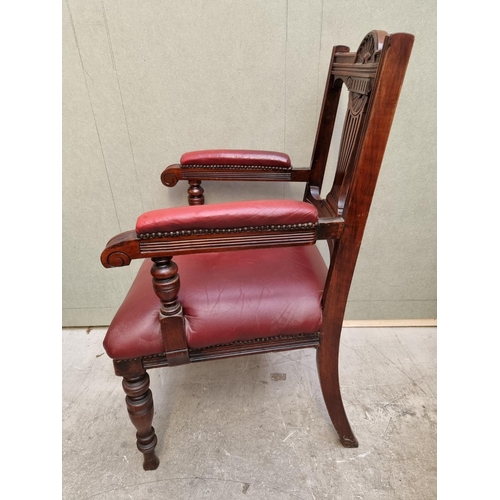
[161,149,310,188]
[101,199,343,268]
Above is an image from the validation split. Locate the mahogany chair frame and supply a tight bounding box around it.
[101,30,414,470]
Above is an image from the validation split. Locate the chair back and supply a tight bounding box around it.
[304,31,414,326]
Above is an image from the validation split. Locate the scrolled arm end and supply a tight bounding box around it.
[100,231,140,268]
[101,251,132,268]
[161,165,182,187]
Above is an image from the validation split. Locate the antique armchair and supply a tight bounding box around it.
[100,30,414,470]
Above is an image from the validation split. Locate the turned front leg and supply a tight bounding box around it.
[122,373,160,470]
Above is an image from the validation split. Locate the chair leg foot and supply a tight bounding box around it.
[339,434,359,448]
[316,345,358,448]
[137,427,160,470]
[122,373,160,470]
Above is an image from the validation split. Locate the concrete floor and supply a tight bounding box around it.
[62,327,436,500]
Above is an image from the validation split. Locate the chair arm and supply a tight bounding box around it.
[101,200,344,268]
[161,149,310,187]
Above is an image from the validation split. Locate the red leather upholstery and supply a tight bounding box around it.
[103,245,327,359]
[180,149,291,167]
[136,200,318,234]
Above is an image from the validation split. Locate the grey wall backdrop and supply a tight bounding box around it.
[62,0,436,327]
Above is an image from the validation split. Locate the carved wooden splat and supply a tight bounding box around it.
[328,31,386,216]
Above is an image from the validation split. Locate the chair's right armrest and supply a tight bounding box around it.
[101,199,343,268]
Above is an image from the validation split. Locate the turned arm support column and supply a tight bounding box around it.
[150,257,190,366]
[187,180,204,205]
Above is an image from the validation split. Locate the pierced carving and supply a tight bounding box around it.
[326,32,389,217]
[106,251,132,268]
[354,30,386,64]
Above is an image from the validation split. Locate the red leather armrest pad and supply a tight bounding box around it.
[180,149,291,167]
[136,200,317,234]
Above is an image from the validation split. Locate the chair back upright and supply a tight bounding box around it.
[304,30,415,323]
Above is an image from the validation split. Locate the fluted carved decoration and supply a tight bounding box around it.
[345,76,373,96]
[187,180,205,205]
[122,373,160,471]
[328,92,369,216]
[180,165,294,182]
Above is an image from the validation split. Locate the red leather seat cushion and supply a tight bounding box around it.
[180,149,291,167]
[103,245,327,359]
